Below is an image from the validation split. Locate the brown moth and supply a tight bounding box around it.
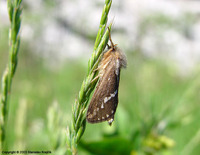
[86,29,127,125]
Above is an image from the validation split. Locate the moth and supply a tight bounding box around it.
[86,29,127,125]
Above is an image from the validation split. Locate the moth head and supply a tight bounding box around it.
[107,28,127,69]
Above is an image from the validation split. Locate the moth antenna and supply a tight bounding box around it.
[107,27,115,49]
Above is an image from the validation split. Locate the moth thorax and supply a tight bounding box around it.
[114,48,127,69]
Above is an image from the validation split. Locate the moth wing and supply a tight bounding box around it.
[86,59,120,124]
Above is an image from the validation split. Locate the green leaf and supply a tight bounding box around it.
[80,137,133,155]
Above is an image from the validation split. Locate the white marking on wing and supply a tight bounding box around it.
[101,102,104,109]
[111,90,118,97]
[108,118,114,125]
[104,97,108,103]
[104,90,118,103]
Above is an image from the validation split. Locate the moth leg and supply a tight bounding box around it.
[107,44,111,49]
[93,67,99,72]
[91,75,100,83]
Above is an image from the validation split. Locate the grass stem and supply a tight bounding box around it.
[67,0,112,154]
[0,0,23,150]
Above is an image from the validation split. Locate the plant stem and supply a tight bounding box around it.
[0,0,23,150]
[67,0,112,154]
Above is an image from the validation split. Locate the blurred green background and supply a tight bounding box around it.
[1,0,200,154]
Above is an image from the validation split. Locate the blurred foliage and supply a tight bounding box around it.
[1,4,200,155]
[1,27,200,154]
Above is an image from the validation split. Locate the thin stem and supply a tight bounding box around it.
[0,0,23,150]
[67,0,113,154]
